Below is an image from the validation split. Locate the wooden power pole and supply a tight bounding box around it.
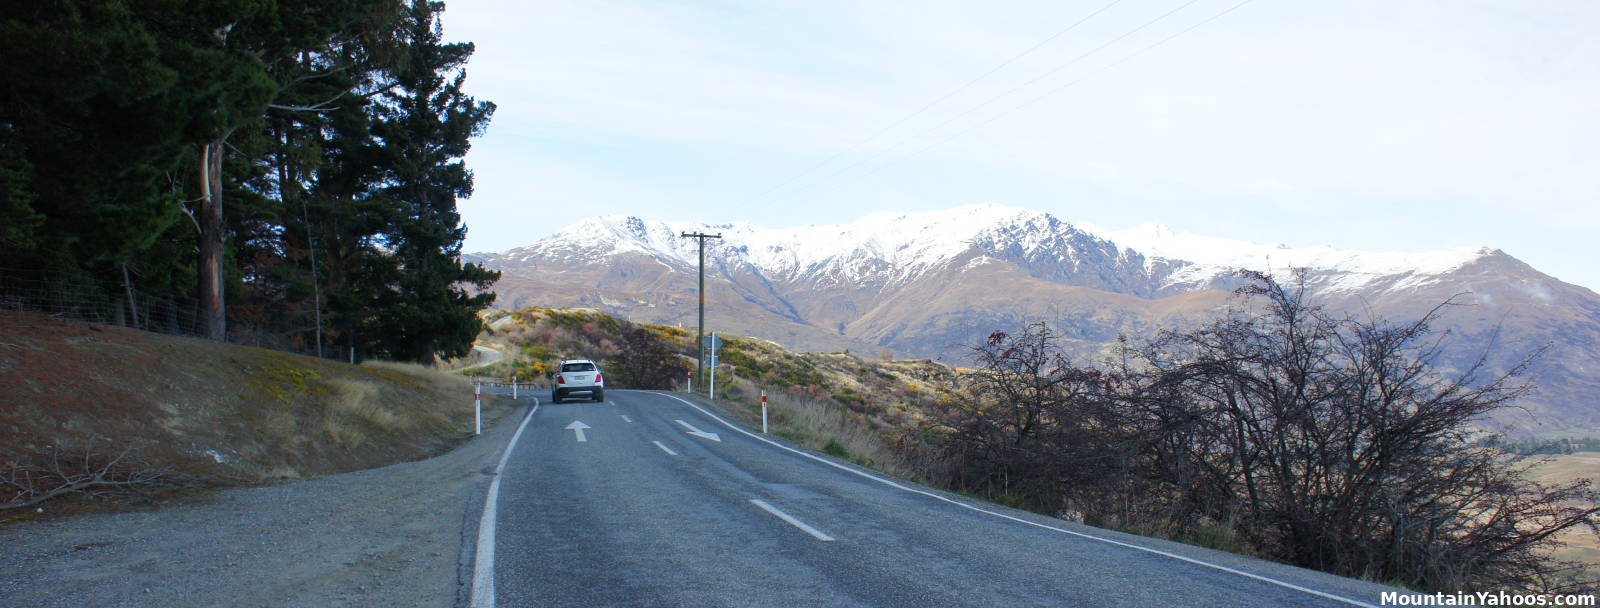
[680,231,721,393]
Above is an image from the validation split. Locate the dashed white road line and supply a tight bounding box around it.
[620,415,633,423]
[750,499,835,542]
[652,392,1379,608]
[470,399,539,608]
[652,441,678,456]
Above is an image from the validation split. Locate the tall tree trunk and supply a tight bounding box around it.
[120,262,140,330]
[198,139,227,340]
[276,135,323,358]
[301,196,323,357]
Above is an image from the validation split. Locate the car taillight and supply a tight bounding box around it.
[594,373,602,383]
[556,375,566,384]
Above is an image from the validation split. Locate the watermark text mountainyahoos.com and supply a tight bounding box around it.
[1382,591,1597,606]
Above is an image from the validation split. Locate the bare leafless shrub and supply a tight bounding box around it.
[605,322,690,389]
[930,322,1138,520]
[1,437,194,510]
[936,270,1600,593]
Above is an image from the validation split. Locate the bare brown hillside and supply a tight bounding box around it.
[471,210,1600,437]
[0,310,500,515]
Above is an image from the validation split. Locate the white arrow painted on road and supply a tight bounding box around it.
[675,419,721,442]
[565,420,591,442]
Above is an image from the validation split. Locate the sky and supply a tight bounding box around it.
[441,0,1598,292]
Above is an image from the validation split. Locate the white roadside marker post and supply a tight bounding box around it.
[762,391,768,434]
[709,332,718,400]
[474,384,482,435]
[512,375,518,400]
[686,369,692,393]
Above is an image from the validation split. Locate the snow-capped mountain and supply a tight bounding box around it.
[486,203,1498,298]
[502,205,1096,287]
[471,204,1600,434]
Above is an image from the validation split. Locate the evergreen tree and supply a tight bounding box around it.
[367,0,497,364]
[0,0,190,279]
[1,0,498,361]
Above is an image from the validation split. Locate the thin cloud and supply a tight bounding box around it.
[445,0,1599,290]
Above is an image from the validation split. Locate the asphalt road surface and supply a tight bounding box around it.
[481,390,1402,608]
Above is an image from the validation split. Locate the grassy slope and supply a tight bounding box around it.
[0,310,501,513]
[1525,454,1600,569]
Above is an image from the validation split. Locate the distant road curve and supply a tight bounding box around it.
[457,345,505,372]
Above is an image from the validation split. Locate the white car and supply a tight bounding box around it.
[552,359,604,403]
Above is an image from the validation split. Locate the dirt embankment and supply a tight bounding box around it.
[0,309,500,515]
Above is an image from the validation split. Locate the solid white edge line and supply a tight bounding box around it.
[750,499,836,542]
[653,440,679,456]
[470,398,540,608]
[651,392,1380,608]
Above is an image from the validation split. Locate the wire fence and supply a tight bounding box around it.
[0,269,318,357]
[464,377,549,390]
[0,272,206,335]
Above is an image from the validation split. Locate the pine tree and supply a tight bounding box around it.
[0,0,191,279]
[365,0,498,364]
[1,0,497,359]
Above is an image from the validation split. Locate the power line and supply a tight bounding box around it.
[745,0,1128,205]
[769,0,1210,206]
[799,0,1258,204]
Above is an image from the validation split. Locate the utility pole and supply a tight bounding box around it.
[680,231,721,394]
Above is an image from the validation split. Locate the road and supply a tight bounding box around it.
[481,390,1399,608]
[459,344,506,372]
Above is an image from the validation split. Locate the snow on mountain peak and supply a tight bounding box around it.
[499,205,1495,295]
[1082,221,1492,292]
[523,204,1056,285]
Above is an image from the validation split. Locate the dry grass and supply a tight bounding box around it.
[324,379,391,448]
[309,360,483,451]
[1524,454,1600,571]
[0,310,503,511]
[361,360,473,395]
[715,375,928,481]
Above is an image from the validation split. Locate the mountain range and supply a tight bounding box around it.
[468,204,1600,436]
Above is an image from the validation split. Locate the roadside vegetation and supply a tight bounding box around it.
[470,282,1598,595]
[926,271,1598,595]
[463,307,690,390]
[1,310,498,519]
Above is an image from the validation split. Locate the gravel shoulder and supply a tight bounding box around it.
[0,394,531,608]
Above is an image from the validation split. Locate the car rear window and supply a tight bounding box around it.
[562,362,596,372]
